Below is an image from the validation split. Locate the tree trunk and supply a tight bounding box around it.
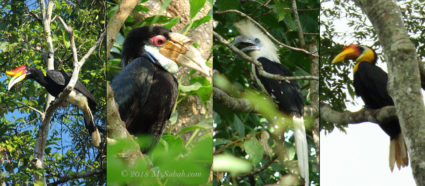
[353,0,425,184]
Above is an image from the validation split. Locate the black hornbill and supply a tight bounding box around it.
[332,44,409,171]
[111,26,209,152]
[6,65,101,147]
[233,20,308,185]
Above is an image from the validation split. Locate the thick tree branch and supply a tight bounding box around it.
[213,31,318,81]
[418,60,425,90]
[320,103,397,125]
[106,84,144,162]
[34,1,55,183]
[33,7,105,184]
[215,10,318,58]
[353,0,425,184]
[291,0,305,48]
[106,0,140,57]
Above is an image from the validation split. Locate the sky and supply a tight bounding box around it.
[320,1,417,186]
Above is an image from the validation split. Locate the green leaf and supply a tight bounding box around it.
[163,16,180,29]
[230,115,245,137]
[133,4,149,13]
[244,137,264,165]
[189,0,206,19]
[191,15,211,29]
[177,125,205,135]
[179,82,202,92]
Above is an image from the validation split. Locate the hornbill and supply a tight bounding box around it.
[6,65,101,147]
[332,44,409,171]
[233,20,308,185]
[111,26,209,152]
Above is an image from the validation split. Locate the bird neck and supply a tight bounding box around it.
[144,45,178,73]
[29,68,49,87]
[353,47,377,73]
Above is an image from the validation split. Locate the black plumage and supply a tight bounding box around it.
[111,56,177,152]
[233,20,309,185]
[255,57,304,117]
[353,62,401,139]
[111,26,177,152]
[6,66,100,147]
[28,67,97,111]
[332,44,408,170]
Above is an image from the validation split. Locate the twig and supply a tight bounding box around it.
[213,86,317,118]
[12,101,45,119]
[213,31,318,81]
[215,10,318,58]
[48,169,104,185]
[292,0,305,47]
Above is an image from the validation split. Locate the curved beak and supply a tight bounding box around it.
[6,65,27,90]
[159,33,210,76]
[332,47,358,64]
[233,36,260,52]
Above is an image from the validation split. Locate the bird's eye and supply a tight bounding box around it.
[254,38,260,43]
[151,35,167,47]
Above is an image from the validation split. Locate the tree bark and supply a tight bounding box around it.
[106,0,140,57]
[353,0,425,184]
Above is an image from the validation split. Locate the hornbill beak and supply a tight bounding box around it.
[332,46,360,64]
[232,36,260,52]
[159,33,210,76]
[6,65,27,91]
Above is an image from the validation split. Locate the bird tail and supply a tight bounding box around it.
[293,116,309,186]
[389,133,408,171]
[83,106,101,147]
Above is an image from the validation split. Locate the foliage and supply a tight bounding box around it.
[0,0,106,184]
[106,0,213,185]
[320,0,425,132]
[213,0,319,185]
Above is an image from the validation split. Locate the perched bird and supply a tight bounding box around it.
[111,26,209,152]
[6,65,101,147]
[233,20,308,185]
[332,44,409,171]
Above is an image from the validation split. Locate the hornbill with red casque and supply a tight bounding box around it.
[6,65,101,147]
[110,26,209,152]
[233,20,309,185]
[332,44,409,171]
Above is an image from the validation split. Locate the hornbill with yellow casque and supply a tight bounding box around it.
[233,20,309,185]
[111,26,209,152]
[332,44,409,171]
[6,65,101,147]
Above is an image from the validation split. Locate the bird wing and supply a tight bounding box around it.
[354,62,394,108]
[256,57,304,116]
[110,56,155,121]
[46,70,97,111]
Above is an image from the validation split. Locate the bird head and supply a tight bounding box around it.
[233,20,279,62]
[332,44,377,64]
[5,65,30,90]
[122,26,210,76]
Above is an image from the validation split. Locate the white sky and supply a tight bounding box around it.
[320,1,418,186]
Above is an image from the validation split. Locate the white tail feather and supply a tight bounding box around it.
[293,116,309,186]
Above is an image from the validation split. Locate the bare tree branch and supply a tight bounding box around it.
[33,5,105,184]
[215,9,318,58]
[48,169,104,185]
[320,103,397,125]
[34,1,55,183]
[213,86,316,118]
[213,31,318,81]
[291,0,305,47]
[106,0,140,57]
